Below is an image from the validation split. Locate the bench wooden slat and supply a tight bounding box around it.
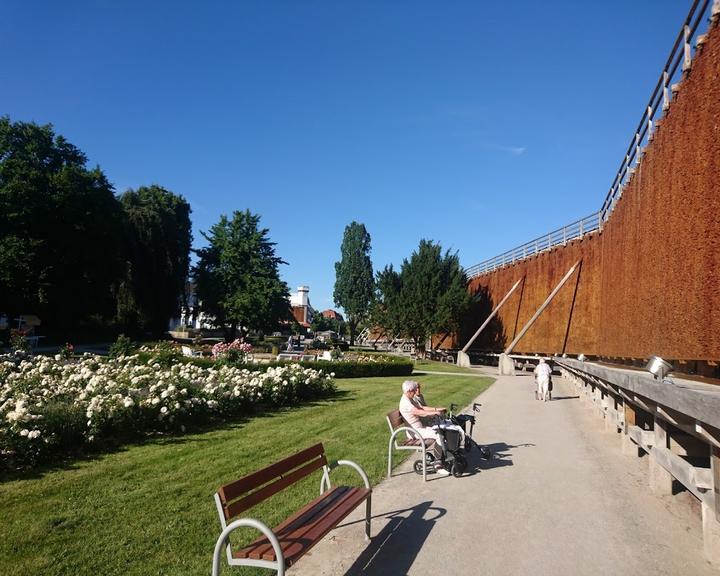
[235,486,370,566]
[400,437,435,448]
[387,409,405,430]
[246,485,360,561]
[224,458,325,519]
[219,443,326,505]
[280,487,369,563]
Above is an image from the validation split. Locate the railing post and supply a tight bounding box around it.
[598,210,603,232]
[635,132,640,164]
[663,70,670,111]
[547,233,551,251]
[683,24,692,72]
[579,219,584,237]
[563,226,567,245]
[648,105,653,137]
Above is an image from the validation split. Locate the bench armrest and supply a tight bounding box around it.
[320,459,371,493]
[212,517,285,576]
[389,425,421,444]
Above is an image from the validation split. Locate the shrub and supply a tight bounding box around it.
[0,354,336,468]
[108,334,135,358]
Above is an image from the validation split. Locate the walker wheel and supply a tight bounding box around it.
[451,455,467,477]
[413,460,424,475]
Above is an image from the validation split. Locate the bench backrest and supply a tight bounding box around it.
[386,409,406,433]
[216,443,327,523]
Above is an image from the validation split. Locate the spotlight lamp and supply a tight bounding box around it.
[577,354,586,362]
[646,356,673,379]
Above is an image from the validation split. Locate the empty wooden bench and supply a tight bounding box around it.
[212,443,371,576]
[386,409,436,481]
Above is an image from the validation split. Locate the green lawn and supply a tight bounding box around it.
[412,358,478,374]
[0,373,493,576]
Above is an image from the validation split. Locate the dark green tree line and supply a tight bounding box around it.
[0,117,122,328]
[0,117,193,337]
[373,239,470,356]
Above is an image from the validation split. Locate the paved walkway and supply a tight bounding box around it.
[291,370,716,576]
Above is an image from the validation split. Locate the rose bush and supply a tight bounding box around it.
[0,353,335,467]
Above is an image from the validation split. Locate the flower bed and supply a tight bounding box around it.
[0,353,335,467]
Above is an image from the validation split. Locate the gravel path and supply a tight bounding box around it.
[289,370,716,575]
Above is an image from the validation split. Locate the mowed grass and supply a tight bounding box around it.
[0,373,493,576]
[412,358,478,374]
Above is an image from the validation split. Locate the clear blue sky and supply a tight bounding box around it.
[2,1,690,313]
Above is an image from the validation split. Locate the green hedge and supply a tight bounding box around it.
[296,358,413,378]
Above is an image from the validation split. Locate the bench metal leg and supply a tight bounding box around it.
[387,439,394,479]
[365,495,372,541]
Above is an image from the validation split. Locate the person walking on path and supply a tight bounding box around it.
[534,358,552,401]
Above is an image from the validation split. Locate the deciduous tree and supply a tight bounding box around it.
[0,117,122,328]
[116,185,192,336]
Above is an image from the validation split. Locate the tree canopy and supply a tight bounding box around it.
[333,221,374,344]
[116,185,192,337]
[0,116,122,328]
[193,210,291,337]
[373,239,470,355]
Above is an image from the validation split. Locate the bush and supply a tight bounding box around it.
[0,354,336,468]
[108,334,135,358]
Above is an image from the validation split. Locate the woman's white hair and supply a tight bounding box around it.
[402,380,419,393]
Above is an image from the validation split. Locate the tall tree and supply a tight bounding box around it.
[116,185,192,336]
[333,221,374,344]
[371,264,403,340]
[194,210,291,338]
[375,240,470,356]
[0,116,122,328]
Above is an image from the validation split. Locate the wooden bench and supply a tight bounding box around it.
[212,443,371,576]
[386,409,436,481]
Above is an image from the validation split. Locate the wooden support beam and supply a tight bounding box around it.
[650,444,714,505]
[461,278,523,353]
[697,423,720,450]
[650,416,673,495]
[628,425,654,450]
[504,261,581,354]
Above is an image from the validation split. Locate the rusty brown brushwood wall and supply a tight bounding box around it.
[459,20,720,361]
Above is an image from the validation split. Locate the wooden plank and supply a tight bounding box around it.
[628,425,654,450]
[651,445,714,505]
[624,402,636,428]
[697,423,720,450]
[225,458,326,519]
[238,486,370,564]
[713,446,720,522]
[220,444,325,503]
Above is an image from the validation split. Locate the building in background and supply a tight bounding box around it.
[320,309,344,322]
[290,286,315,328]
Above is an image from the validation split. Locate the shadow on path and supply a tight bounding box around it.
[342,502,446,575]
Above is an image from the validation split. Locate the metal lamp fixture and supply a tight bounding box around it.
[646,356,673,379]
[577,354,586,362]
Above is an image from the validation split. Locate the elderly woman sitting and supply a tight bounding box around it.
[399,380,450,475]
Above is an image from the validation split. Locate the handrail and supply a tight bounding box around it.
[600,0,713,221]
[466,0,718,280]
[465,212,600,278]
